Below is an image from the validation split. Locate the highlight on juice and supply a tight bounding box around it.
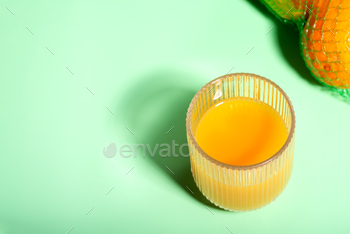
[186,73,296,211]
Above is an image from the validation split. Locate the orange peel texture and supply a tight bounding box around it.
[261,0,350,89]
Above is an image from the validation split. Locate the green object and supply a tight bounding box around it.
[1,0,350,233]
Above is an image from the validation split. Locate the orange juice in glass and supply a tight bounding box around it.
[186,73,295,211]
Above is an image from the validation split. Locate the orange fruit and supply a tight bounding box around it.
[261,0,350,89]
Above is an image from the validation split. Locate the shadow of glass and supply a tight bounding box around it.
[118,69,223,210]
[246,0,321,86]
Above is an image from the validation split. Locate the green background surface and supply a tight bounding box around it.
[1,0,350,233]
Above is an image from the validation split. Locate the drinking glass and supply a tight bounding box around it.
[186,73,296,211]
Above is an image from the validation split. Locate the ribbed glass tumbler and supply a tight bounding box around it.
[186,73,296,211]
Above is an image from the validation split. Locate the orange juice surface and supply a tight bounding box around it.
[195,98,288,166]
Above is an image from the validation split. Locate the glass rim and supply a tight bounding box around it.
[186,73,296,170]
